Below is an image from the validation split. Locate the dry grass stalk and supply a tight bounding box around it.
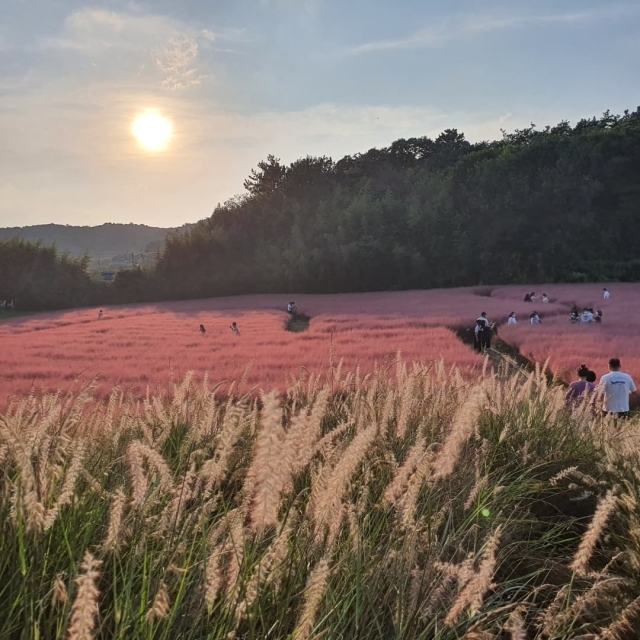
[600,596,640,640]
[503,605,527,640]
[44,442,86,530]
[103,489,127,552]
[433,387,485,481]
[571,491,618,576]
[311,421,378,536]
[294,555,332,640]
[53,575,68,605]
[145,581,171,623]
[67,551,102,640]
[247,392,285,531]
[384,435,426,504]
[444,526,503,627]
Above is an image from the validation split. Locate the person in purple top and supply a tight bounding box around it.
[566,364,596,403]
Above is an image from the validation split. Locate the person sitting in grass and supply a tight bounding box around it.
[599,358,637,418]
[524,293,532,302]
[507,312,517,325]
[569,310,580,323]
[199,324,206,334]
[566,363,596,403]
[581,308,594,322]
[603,287,610,300]
[595,310,603,324]
[230,322,240,336]
[530,311,541,325]
[542,293,549,303]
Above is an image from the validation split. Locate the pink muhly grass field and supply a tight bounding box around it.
[0,283,638,400]
[496,283,640,384]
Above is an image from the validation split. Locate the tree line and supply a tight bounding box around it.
[2,107,640,311]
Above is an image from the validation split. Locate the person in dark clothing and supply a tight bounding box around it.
[524,293,532,302]
[586,370,597,384]
[474,319,484,352]
[481,321,493,350]
[199,324,206,334]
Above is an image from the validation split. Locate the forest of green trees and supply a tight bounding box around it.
[2,108,640,310]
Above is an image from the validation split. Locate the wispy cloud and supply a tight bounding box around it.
[35,8,238,90]
[345,6,635,56]
[156,38,203,90]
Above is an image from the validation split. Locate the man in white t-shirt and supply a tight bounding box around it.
[603,288,610,300]
[599,358,637,417]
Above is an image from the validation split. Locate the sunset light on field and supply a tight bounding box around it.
[131,111,173,152]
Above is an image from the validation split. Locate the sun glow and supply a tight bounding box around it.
[132,112,172,152]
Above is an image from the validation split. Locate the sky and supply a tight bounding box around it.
[1,0,639,228]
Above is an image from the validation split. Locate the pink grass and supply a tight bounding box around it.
[1,283,638,400]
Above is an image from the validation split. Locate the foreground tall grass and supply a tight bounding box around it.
[2,361,640,639]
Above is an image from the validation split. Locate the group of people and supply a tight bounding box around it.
[524,292,549,303]
[567,359,637,418]
[504,310,542,326]
[474,312,495,351]
[197,301,298,337]
[198,321,241,335]
[569,307,603,324]
[0,299,16,312]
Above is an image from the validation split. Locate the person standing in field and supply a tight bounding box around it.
[97,309,104,319]
[507,312,517,325]
[603,288,610,300]
[230,322,240,336]
[477,312,489,328]
[566,364,596,403]
[199,324,206,334]
[599,358,637,418]
[586,370,597,384]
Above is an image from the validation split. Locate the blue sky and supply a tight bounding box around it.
[1,0,639,227]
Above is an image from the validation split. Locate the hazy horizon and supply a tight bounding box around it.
[2,0,639,228]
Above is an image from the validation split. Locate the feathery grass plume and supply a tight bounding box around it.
[145,581,171,623]
[294,554,332,640]
[44,441,86,530]
[127,444,149,505]
[444,526,503,627]
[127,440,173,506]
[464,475,488,511]
[204,540,229,611]
[571,491,618,576]
[225,511,246,599]
[433,386,485,481]
[103,489,127,552]
[247,391,286,531]
[200,406,245,497]
[397,448,438,527]
[385,435,426,504]
[503,606,527,640]
[283,389,328,480]
[311,421,378,536]
[395,375,415,441]
[53,575,68,605]
[67,551,102,640]
[600,596,640,640]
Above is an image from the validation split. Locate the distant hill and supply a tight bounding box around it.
[0,223,188,261]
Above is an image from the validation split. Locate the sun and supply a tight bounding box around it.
[132,112,173,152]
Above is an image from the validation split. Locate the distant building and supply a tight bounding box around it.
[101,272,116,282]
